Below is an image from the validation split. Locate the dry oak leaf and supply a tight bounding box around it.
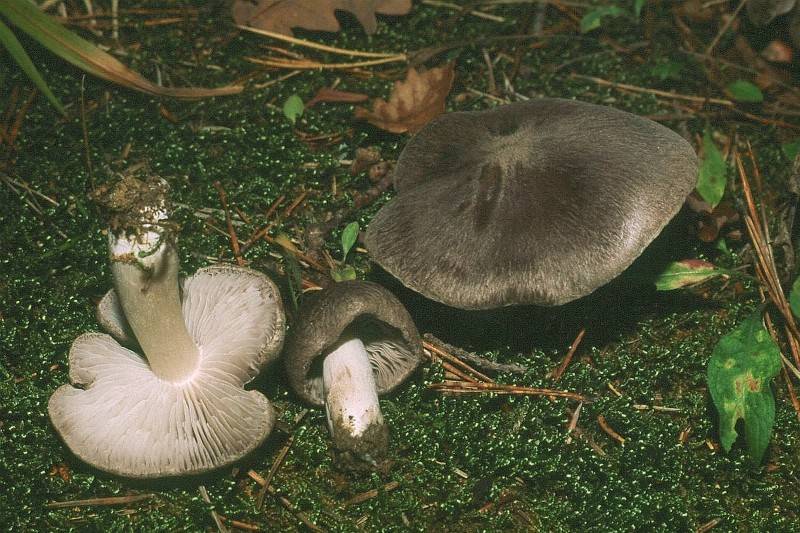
[232,0,411,36]
[354,63,455,134]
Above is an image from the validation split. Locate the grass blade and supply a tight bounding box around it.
[0,18,64,114]
[0,0,242,98]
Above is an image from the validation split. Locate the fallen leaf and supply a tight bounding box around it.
[232,0,411,36]
[354,63,455,134]
[306,87,369,109]
[654,259,726,291]
[761,40,793,63]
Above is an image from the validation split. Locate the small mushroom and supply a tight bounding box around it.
[365,98,699,309]
[284,280,421,468]
[48,176,285,478]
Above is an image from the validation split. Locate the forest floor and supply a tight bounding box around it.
[2,1,800,531]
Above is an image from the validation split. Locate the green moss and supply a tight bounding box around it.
[2,1,800,531]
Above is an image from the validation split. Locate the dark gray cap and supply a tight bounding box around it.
[285,280,422,406]
[365,98,699,309]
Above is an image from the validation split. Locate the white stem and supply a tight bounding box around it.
[323,338,387,461]
[110,228,200,383]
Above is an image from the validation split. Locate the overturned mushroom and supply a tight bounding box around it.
[48,176,285,478]
[366,98,699,309]
[284,280,421,468]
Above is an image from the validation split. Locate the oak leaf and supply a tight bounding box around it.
[232,0,411,36]
[354,63,455,134]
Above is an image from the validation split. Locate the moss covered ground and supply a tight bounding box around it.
[2,1,800,531]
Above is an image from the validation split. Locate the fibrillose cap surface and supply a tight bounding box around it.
[365,98,699,310]
[285,280,422,406]
[48,265,285,478]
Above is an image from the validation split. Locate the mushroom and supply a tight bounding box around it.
[48,176,285,478]
[284,280,421,467]
[365,98,699,310]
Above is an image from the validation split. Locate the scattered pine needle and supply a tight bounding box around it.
[428,380,586,401]
[45,493,155,509]
[213,181,244,267]
[551,328,586,381]
[597,415,625,446]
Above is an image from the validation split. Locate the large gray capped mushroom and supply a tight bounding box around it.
[284,280,421,468]
[48,176,285,478]
[365,98,699,310]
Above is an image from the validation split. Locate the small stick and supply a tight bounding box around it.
[343,481,400,506]
[428,380,586,401]
[213,181,244,267]
[696,518,721,533]
[565,401,583,443]
[247,470,326,533]
[571,74,734,107]
[705,0,748,56]
[199,485,229,533]
[256,433,296,510]
[236,25,404,59]
[245,56,406,71]
[45,494,155,509]
[218,516,261,531]
[597,415,625,445]
[551,328,586,381]
[283,190,308,219]
[423,340,493,382]
[423,333,528,374]
[8,88,37,146]
[80,78,93,182]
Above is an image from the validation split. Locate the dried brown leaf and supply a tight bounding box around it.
[232,0,411,36]
[354,63,455,134]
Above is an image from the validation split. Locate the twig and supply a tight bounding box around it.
[696,518,722,533]
[237,25,404,59]
[213,181,244,267]
[80,77,93,184]
[45,494,155,509]
[597,415,625,445]
[423,340,493,382]
[551,328,586,381]
[705,0,748,56]
[428,380,586,401]
[422,0,506,21]
[565,401,583,443]
[199,485,229,533]
[245,55,407,71]
[218,516,261,531]
[422,333,528,374]
[247,470,326,533]
[283,190,308,218]
[255,405,307,511]
[571,74,734,107]
[343,481,400,506]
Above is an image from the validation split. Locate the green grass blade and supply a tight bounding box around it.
[0,18,64,114]
[0,0,241,98]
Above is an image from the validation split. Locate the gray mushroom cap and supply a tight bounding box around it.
[285,280,422,406]
[365,98,699,310]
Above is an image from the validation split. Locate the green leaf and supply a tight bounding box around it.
[331,265,357,282]
[0,18,64,114]
[634,0,648,17]
[707,312,781,464]
[340,221,360,261]
[579,6,626,33]
[696,129,727,208]
[0,0,240,98]
[654,259,724,290]
[789,276,800,319]
[781,139,800,161]
[283,94,304,124]
[726,80,764,103]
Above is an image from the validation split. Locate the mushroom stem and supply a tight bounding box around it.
[109,227,200,383]
[323,338,388,463]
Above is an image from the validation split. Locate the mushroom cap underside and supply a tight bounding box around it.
[284,280,422,406]
[49,265,285,477]
[365,98,699,309]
